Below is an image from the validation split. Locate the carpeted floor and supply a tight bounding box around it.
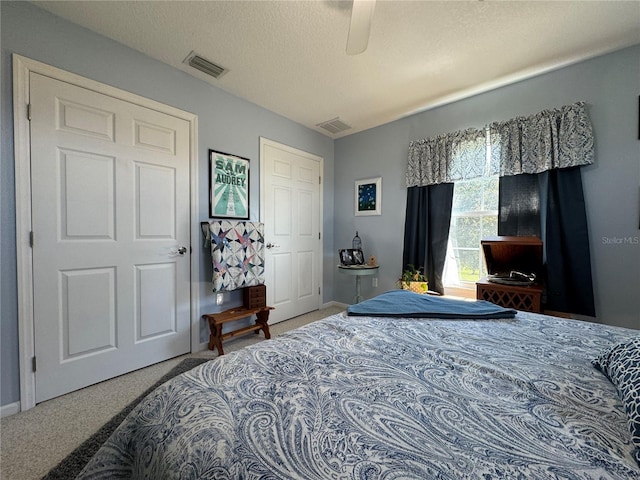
[42,357,210,480]
[0,305,344,480]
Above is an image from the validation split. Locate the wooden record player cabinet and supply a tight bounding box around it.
[476,236,543,313]
[476,279,543,312]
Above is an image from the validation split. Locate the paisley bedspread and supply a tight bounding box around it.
[79,312,640,479]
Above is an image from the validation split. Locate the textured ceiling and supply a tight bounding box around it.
[32,1,640,138]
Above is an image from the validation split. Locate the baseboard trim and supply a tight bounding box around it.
[1,401,21,418]
[322,300,348,309]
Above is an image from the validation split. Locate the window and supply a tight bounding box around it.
[443,131,498,292]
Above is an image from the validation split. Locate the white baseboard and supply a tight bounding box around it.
[1,401,21,418]
[322,300,348,309]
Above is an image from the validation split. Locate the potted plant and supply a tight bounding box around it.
[399,264,429,294]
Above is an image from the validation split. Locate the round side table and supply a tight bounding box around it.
[338,265,379,303]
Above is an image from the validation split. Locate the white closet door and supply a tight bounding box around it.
[30,72,191,402]
[261,139,322,323]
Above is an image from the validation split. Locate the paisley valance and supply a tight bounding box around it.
[406,128,486,187]
[489,102,594,177]
[406,102,594,187]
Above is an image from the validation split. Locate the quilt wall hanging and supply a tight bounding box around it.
[208,221,265,292]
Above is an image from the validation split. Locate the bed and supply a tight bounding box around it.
[78,291,639,479]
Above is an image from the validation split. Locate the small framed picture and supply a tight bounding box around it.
[339,248,365,266]
[209,149,250,219]
[354,177,381,216]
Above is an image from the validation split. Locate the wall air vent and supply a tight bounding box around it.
[317,117,352,134]
[183,51,227,79]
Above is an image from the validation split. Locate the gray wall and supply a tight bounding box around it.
[1,2,334,407]
[334,44,640,331]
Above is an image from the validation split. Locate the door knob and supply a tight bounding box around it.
[266,242,280,249]
[177,246,188,255]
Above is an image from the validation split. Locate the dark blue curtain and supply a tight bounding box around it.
[498,167,595,316]
[402,183,454,294]
[498,174,541,238]
[544,168,595,316]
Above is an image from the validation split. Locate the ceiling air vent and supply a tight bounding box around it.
[317,117,352,135]
[183,51,227,79]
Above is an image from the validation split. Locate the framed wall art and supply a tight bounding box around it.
[209,149,250,219]
[354,177,381,216]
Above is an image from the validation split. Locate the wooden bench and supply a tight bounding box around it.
[202,305,274,355]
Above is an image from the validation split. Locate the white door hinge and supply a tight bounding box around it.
[29,231,34,248]
[32,356,36,372]
[27,103,32,121]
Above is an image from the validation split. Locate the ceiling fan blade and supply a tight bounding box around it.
[346,0,376,55]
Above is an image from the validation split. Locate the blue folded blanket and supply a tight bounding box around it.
[346,289,517,319]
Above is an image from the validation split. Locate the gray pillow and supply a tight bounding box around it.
[592,337,640,466]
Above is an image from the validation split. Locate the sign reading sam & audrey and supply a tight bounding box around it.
[209,149,250,219]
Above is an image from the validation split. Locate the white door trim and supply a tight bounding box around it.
[12,54,199,411]
[259,137,324,315]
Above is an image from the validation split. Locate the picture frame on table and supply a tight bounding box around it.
[339,248,365,266]
[354,177,382,216]
[209,149,250,219]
